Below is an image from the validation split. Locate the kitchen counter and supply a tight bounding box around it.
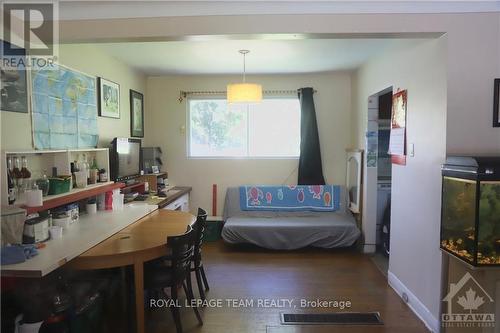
[1,203,157,278]
[143,186,192,209]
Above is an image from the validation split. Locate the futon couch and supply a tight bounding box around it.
[222,186,361,250]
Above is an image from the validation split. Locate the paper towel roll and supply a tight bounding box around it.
[26,189,43,207]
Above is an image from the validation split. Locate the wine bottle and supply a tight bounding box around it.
[7,157,16,205]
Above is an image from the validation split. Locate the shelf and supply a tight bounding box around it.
[4,148,108,155]
[20,181,124,214]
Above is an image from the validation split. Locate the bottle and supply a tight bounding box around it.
[7,157,16,205]
[20,156,31,193]
[12,156,22,179]
[20,156,31,179]
[89,158,99,184]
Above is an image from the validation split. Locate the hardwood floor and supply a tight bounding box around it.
[147,241,429,333]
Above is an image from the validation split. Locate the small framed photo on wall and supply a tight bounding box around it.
[130,89,144,137]
[494,79,500,127]
[98,77,120,118]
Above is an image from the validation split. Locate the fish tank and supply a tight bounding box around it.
[441,156,500,267]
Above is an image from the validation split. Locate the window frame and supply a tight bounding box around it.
[186,96,301,160]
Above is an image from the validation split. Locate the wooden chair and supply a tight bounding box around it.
[144,227,203,333]
[191,208,210,301]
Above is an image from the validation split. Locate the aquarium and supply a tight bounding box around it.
[441,156,500,267]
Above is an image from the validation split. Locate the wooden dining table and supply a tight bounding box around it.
[69,209,196,333]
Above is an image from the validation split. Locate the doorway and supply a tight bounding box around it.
[363,87,393,276]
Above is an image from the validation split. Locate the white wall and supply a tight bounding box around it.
[144,72,352,214]
[352,38,447,331]
[0,44,147,151]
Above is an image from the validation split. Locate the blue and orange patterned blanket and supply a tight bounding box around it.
[239,185,340,212]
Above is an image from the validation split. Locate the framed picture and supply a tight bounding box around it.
[130,89,144,137]
[98,77,120,118]
[494,79,500,127]
[151,165,159,174]
[1,41,29,113]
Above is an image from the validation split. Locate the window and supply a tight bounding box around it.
[188,98,301,158]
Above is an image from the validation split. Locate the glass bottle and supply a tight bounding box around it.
[7,157,16,204]
[36,170,50,197]
[20,156,32,192]
[20,156,31,179]
[12,156,22,179]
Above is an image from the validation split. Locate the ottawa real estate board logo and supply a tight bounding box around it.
[442,272,495,328]
[1,1,59,69]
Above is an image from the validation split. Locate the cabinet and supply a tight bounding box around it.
[162,193,189,212]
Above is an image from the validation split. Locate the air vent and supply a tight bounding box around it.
[280,312,383,325]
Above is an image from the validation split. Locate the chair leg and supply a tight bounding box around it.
[184,280,203,326]
[170,286,183,333]
[200,265,210,291]
[194,268,206,301]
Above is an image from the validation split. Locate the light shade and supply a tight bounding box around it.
[227,83,262,104]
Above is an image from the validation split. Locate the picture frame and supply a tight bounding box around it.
[1,41,29,114]
[98,77,120,118]
[494,78,500,127]
[130,89,144,137]
[151,165,159,174]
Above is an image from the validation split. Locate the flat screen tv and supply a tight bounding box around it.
[110,138,142,182]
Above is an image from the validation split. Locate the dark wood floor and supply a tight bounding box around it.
[148,241,429,333]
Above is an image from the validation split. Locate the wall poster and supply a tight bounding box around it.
[388,89,407,166]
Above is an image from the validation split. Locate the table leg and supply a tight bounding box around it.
[134,261,145,333]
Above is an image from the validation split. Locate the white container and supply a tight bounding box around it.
[25,189,43,207]
[49,226,63,239]
[86,203,97,214]
[53,215,71,229]
[74,171,87,188]
[113,193,124,211]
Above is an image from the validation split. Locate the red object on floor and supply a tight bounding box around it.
[212,184,217,216]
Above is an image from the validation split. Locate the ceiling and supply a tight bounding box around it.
[96,38,407,75]
[60,1,500,20]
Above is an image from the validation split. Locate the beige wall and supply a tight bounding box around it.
[0,44,147,151]
[144,72,351,214]
[352,38,447,330]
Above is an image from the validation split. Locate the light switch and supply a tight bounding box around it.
[409,143,415,157]
[180,125,186,134]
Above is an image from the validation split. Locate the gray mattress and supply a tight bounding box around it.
[222,187,361,250]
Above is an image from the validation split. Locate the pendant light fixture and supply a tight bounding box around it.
[227,50,262,104]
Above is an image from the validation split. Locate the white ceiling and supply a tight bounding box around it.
[96,38,405,75]
[60,1,500,20]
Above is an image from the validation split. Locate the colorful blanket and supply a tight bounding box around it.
[239,185,340,212]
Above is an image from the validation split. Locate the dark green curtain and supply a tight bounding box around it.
[298,87,325,185]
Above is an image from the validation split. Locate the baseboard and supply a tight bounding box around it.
[363,244,376,253]
[387,271,440,333]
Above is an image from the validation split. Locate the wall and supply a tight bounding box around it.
[144,72,351,214]
[0,43,147,151]
[352,38,447,331]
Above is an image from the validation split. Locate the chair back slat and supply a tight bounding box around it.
[167,226,195,279]
[192,208,208,264]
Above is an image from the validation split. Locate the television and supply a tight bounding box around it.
[110,138,142,182]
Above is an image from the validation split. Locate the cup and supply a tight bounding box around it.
[49,226,63,239]
[86,203,97,214]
